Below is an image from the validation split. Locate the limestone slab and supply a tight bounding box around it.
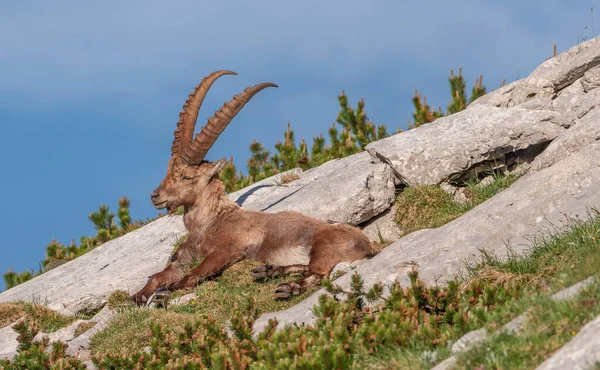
[229,151,396,225]
[0,319,21,361]
[366,105,566,186]
[531,107,600,172]
[0,216,186,316]
[472,36,600,108]
[254,143,600,333]
[535,314,600,370]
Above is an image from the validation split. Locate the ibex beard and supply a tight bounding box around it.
[133,70,374,305]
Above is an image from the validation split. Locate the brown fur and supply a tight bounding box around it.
[132,78,373,304]
[133,156,373,304]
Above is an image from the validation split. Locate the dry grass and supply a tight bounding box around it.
[0,303,26,328]
[351,348,432,370]
[0,302,74,332]
[74,321,97,337]
[107,289,134,309]
[279,172,300,184]
[91,309,189,356]
[185,260,317,318]
[91,259,318,356]
[82,212,600,368]
[460,267,549,293]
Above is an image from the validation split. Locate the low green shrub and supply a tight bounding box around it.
[0,321,86,370]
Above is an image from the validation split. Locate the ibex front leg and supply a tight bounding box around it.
[133,262,185,305]
[169,248,244,291]
[132,242,194,305]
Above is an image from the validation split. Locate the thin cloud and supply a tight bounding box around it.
[0,1,552,98]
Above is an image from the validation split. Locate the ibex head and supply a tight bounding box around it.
[150,70,277,214]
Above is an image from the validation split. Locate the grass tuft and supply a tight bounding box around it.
[279,172,301,184]
[467,209,600,289]
[394,185,467,233]
[107,289,134,309]
[395,172,518,235]
[74,321,96,338]
[0,302,74,333]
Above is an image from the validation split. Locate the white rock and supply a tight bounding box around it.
[451,328,488,354]
[227,168,303,204]
[169,293,197,306]
[431,356,458,370]
[229,151,396,225]
[440,183,469,204]
[581,64,600,92]
[550,276,597,301]
[535,314,600,370]
[474,176,495,188]
[359,206,402,242]
[34,319,90,344]
[531,107,600,172]
[472,36,600,109]
[528,36,600,91]
[253,143,600,333]
[0,319,22,361]
[469,80,553,109]
[0,216,186,316]
[66,306,115,357]
[366,105,566,186]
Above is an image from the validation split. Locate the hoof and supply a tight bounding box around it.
[252,264,281,281]
[148,288,172,308]
[132,292,148,306]
[274,281,302,299]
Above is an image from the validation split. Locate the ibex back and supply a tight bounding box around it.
[133,70,373,304]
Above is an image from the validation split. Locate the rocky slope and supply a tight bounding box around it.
[1,37,600,367]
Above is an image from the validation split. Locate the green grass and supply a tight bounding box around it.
[352,279,600,370]
[73,321,97,338]
[88,172,598,368]
[395,172,518,235]
[467,210,600,290]
[4,170,599,369]
[91,233,386,357]
[1,210,596,369]
[362,209,600,369]
[90,259,319,357]
[465,172,518,204]
[453,280,600,369]
[394,185,467,233]
[106,289,135,309]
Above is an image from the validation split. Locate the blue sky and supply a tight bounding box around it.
[0,1,596,288]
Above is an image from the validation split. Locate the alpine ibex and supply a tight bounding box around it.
[133,70,373,305]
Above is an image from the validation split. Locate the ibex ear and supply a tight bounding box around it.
[210,158,227,178]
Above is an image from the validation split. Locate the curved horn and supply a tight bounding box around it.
[181,82,278,165]
[171,70,237,157]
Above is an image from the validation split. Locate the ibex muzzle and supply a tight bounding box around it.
[133,70,373,305]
